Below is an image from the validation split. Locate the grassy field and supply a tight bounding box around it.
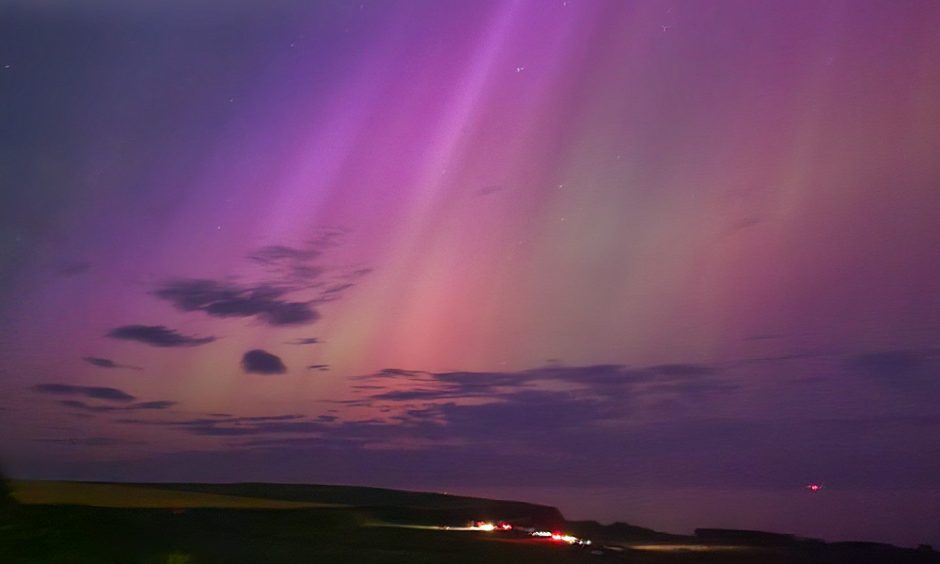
[2,504,593,564]
[3,480,587,563]
[11,481,341,509]
[123,481,566,526]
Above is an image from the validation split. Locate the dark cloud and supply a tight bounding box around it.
[131,401,176,410]
[322,283,354,295]
[427,391,615,440]
[377,368,427,377]
[353,362,736,405]
[740,351,831,364]
[118,413,329,436]
[33,383,136,402]
[149,239,368,327]
[371,389,459,401]
[82,356,139,370]
[37,437,139,447]
[223,420,328,434]
[32,385,178,415]
[153,279,320,326]
[59,399,120,412]
[649,363,719,377]
[241,349,286,374]
[306,364,330,372]
[848,350,937,385]
[59,400,176,413]
[83,356,119,368]
[240,414,304,422]
[57,399,175,413]
[287,337,319,345]
[152,238,369,326]
[115,362,729,452]
[248,245,321,265]
[107,324,215,347]
[247,241,336,285]
[288,265,326,279]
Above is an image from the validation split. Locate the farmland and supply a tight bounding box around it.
[2,481,937,563]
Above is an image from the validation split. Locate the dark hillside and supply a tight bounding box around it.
[3,482,939,564]
[122,481,566,527]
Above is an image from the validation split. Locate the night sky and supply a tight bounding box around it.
[2,0,939,548]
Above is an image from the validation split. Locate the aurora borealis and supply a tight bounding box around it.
[2,0,939,547]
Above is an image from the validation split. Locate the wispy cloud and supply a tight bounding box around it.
[31,384,178,415]
[351,362,737,405]
[150,239,369,327]
[36,437,143,447]
[33,383,136,402]
[57,399,177,413]
[107,324,215,347]
[286,337,319,345]
[82,356,141,370]
[153,279,320,326]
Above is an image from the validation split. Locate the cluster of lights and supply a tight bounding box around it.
[462,522,593,548]
[469,521,513,532]
[552,533,579,544]
[531,530,590,545]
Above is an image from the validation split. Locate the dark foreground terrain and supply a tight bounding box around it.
[2,481,937,564]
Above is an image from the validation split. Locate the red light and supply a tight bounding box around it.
[806,483,822,492]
